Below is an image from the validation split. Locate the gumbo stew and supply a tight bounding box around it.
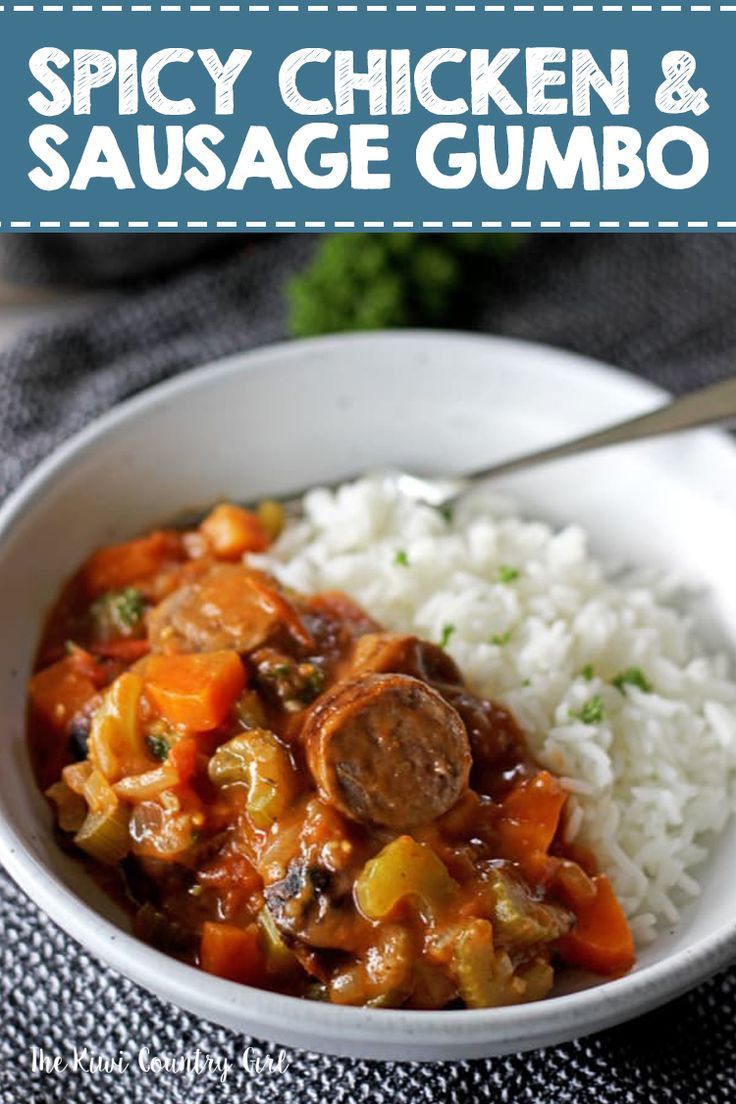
[29,501,635,1009]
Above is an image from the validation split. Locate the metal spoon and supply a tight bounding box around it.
[273,375,736,518]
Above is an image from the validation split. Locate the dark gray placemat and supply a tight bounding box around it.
[2,233,736,1104]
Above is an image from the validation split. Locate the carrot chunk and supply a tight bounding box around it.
[66,642,110,688]
[83,531,181,596]
[499,771,567,856]
[168,735,198,782]
[29,657,98,733]
[200,504,271,560]
[199,921,266,985]
[556,874,635,975]
[145,651,246,732]
[90,639,151,662]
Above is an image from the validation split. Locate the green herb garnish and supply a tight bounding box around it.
[569,695,605,725]
[439,504,454,524]
[490,630,512,646]
[287,233,525,338]
[580,664,595,682]
[498,565,520,584]
[612,667,653,694]
[394,549,410,567]
[92,587,146,633]
[301,666,326,701]
[439,623,456,649]
[145,733,169,761]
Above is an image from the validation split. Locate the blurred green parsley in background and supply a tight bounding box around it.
[288,233,524,336]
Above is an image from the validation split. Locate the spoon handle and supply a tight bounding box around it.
[468,375,736,482]
[202,375,736,526]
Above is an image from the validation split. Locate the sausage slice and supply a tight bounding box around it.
[348,632,463,688]
[304,672,471,829]
[147,564,279,654]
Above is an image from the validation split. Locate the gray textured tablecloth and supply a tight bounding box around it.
[2,233,736,1104]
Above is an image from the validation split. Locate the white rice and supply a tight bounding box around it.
[256,477,736,942]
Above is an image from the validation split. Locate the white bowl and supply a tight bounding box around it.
[2,331,736,1061]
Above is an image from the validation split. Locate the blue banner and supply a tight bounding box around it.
[0,4,733,230]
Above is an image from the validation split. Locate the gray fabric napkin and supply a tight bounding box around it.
[2,232,736,1104]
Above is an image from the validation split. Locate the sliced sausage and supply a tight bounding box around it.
[147,564,279,654]
[442,688,532,796]
[347,632,530,796]
[348,632,463,687]
[304,672,471,829]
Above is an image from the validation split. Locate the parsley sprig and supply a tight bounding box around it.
[612,667,653,694]
[92,587,146,633]
[288,233,525,337]
[569,695,605,725]
[145,733,169,761]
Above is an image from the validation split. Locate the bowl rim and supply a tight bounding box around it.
[2,328,736,1057]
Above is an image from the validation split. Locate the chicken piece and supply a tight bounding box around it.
[257,797,367,954]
